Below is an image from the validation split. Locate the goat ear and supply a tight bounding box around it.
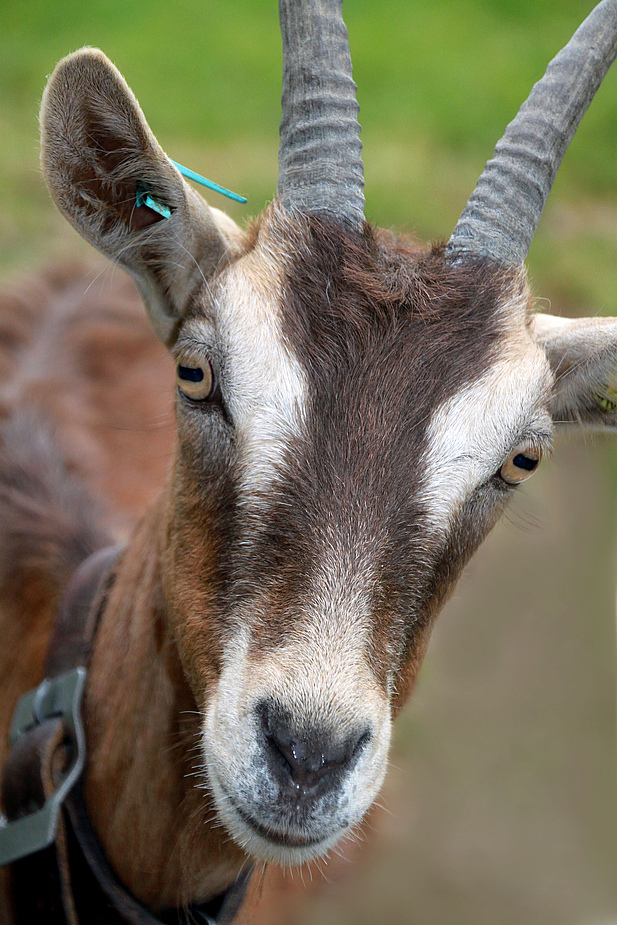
[530,313,617,428]
[40,48,244,345]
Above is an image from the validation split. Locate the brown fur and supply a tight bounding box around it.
[83,501,247,908]
[241,216,518,685]
[0,259,173,757]
[0,263,182,917]
[3,17,617,921]
[0,253,370,919]
[0,262,175,524]
[0,201,535,923]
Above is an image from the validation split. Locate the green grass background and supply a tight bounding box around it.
[3,0,617,315]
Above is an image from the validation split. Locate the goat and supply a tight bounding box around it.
[1,0,617,922]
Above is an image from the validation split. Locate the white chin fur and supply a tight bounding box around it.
[201,626,392,868]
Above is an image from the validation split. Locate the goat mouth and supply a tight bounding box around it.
[226,794,331,850]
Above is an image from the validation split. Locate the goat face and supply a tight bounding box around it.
[40,0,617,868]
[160,208,554,864]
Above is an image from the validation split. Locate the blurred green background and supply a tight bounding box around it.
[2,1,616,923]
[3,0,617,308]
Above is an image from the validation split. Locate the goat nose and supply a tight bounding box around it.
[257,701,371,798]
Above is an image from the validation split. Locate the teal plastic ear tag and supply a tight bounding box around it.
[135,183,172,219]
[170,159,247,204]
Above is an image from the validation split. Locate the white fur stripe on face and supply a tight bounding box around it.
[420,339,553,533]
[216,243,309,502]
[202,575,393,866]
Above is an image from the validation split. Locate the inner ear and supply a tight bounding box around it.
[40,48,243,345]
[81,110,168,231]
[132,201,167,231]
[40,50,184,245]
[530,313,617,429]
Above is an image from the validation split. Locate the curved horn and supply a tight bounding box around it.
[446,0,617,266]
[277,0,365,230]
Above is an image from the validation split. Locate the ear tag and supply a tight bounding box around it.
[170,159,247,204]
[135,184,172,220]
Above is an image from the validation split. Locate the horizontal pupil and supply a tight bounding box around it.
[178,365,204,383]
[513,453,537,472]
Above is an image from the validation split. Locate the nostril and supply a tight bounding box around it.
[351,728,371,762]
[256,700,372,796]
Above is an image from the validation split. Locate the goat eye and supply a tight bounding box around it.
[499,444,542,485]
[176,358,215,401]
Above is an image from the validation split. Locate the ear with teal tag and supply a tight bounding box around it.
[41,48,245,347]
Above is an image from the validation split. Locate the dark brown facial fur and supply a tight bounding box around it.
[167,213,525,711]
[241,219,515,674]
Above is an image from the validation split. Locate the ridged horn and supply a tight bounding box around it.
[277,0,365,230]
[446,0,617,266]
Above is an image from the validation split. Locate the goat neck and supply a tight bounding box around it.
[83,491,246,910]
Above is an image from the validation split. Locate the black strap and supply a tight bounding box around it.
[66,786,251,925]
[4,718,78,925]
[2,547,121,925]
[45,545,123,678]
[1,547,252,924]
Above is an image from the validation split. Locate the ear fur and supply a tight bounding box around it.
[40,48,245,345]
[530,313,617,428]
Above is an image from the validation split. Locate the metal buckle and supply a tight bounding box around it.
[0,667,87,866]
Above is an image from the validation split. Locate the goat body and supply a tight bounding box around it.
[3,1,617,921]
